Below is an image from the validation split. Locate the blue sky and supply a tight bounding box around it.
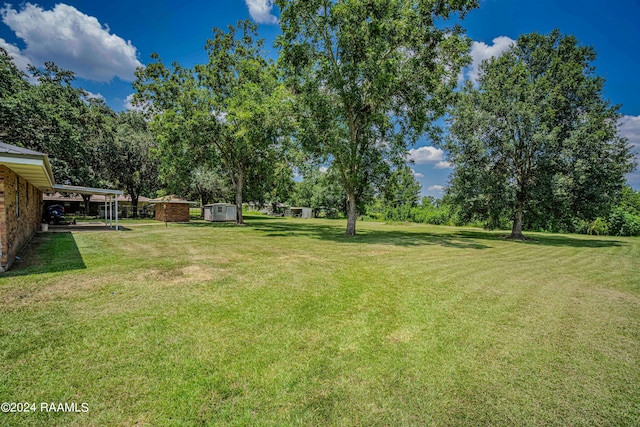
[1,0,639,196]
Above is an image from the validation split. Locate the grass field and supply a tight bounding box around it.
[1,216,639,426]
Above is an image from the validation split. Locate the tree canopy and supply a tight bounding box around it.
[276,0,477,235]
[100,111,159,217]
[134,20,293,224]
[446,30,635,239]
[1,49,115,191]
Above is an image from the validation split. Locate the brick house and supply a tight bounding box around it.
[0,142,122,272]
[0,143,54,272]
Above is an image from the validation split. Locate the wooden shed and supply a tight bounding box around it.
[151,196,190,223]
[204,203,236,222]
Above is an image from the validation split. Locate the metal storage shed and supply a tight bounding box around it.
[290,207,313,219]
[204,203,236,222]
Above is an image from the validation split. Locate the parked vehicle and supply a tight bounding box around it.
[43,204,65,224]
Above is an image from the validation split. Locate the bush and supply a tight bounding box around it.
[571,219,589,235]
[587,217,609,236]
[608,208,640,236]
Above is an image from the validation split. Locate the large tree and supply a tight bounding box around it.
[0,47,28,99]
[188,166,233,213]
[134,21,292,224]
[276,0,477,235]
[446,30,635,239]
[291,167,346,215]
[383,165,422,209]
[0,50,110,192]
[101,111,159,217]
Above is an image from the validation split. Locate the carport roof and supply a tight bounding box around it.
[52,184,122,196]
[0,142,122,196]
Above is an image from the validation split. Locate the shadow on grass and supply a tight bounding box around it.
[193,218,493,249]
[181,217,627,249]
[454,230,626,248]
[49,223,132,232]
[4,232,86,277]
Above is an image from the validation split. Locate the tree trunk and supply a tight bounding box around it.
[132,194,139,218]
[235,169,244,225]
[509,205,526,239]
[81,194,91,215]
[345,191,357,236]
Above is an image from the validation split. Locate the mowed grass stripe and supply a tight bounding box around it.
[0,217,638,426]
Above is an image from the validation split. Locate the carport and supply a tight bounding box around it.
[0,142,125,272]
[52,184,124,230]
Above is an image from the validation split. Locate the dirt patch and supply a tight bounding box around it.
[386,328,415,344]
[142,264,229,285]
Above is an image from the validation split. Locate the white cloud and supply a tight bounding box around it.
[1,3,142,82]
[619,116,640,188]
[427,185,445,193]
[410,168,424,178]
[464,36,515,82]
[214,110,228,123]
[319,166,328,173]
[434,161,452,169]
[245,0,278,25]
[124,93,148,112]
[84,91,104,101]
[620,115,640,149]
[0,37,31,72]
[407,146,444,164]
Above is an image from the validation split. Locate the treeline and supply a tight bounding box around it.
[369,186,640,237]
[284,163,640,237]
[2,0,638,238]
[0,49,160,217]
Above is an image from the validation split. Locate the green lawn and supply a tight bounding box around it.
[1,217,639,426]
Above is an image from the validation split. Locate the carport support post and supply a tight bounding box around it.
[115,195,119,230]
[110,196,113,228]
[104,198,108,227]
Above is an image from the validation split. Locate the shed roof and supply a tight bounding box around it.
[149,195,191,204]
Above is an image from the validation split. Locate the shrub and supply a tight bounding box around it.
[608,208,640,236]
[587,217,609,235]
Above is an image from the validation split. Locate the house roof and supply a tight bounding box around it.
[0,141,56,190]
[0,142,122,196]
[0,142,47,156]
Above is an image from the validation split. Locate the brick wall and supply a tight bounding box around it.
[155,202,190,222]
[0,165,43,271]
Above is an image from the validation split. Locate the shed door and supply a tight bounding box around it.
[226,206,235,221]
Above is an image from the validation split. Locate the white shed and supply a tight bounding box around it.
[290,207,313,219]
[204,203,236,222]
